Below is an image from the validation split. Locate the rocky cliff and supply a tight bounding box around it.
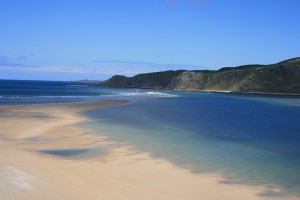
[100,57,300,94]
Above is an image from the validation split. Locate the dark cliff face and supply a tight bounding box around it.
[100,75,128,87]
[101,70,185,89]
[99,57,300,94]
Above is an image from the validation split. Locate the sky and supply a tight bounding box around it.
[0,0,300,81]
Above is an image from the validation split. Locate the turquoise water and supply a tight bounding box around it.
[1,80,300,196]
[83,93,300,196]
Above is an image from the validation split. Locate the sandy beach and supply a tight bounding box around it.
[0,100,298,200]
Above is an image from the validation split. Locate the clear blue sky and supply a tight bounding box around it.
[0,0,299,80]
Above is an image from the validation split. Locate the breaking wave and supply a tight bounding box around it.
[114,91,178,98]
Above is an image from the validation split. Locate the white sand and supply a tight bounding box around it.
[0,101,299,200]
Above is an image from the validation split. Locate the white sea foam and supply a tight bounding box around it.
[66,85,90,88]
[116,91,178,98]
[0,95,101,99]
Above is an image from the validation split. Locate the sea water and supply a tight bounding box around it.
[1,80,300,196]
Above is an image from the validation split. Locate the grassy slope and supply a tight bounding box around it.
[100,57,300,94]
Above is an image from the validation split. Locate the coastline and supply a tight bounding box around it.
[100,86,300,97]
[173,88,300,97]
[178,89,300,97]
[0,101,299,200]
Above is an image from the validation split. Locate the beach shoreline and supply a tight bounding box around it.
[0,101,299,200]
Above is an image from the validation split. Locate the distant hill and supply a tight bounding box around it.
[100,57,300,94]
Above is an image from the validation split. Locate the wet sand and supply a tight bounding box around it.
[0,100,299,200]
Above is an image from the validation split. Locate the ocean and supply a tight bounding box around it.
[1,79,300,196]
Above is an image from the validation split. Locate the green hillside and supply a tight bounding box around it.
[100,57,300,94]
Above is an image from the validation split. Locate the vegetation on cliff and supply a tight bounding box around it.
[100,57,300,94]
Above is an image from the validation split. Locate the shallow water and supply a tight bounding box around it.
[38,148,107,159]
[1,80,300,196]
[83,93,300,196]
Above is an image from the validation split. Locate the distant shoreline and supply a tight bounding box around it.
[99,86,300,97]
[1,79,299,97]
[175,89,300,97]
